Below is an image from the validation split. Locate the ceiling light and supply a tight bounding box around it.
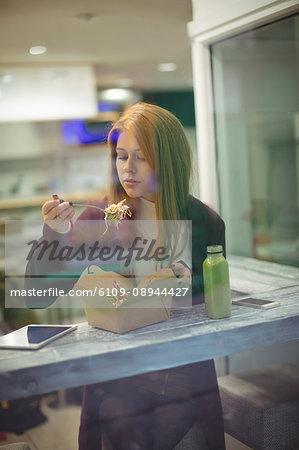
[116,79,133,88]
[100,89,132,102]
[157,63,178,72]
[29,46,47,55]
[99,88,142,103]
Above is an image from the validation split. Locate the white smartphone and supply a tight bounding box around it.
[232,298,280,309]
[0,324,77,350]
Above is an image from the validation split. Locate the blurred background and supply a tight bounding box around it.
[0,0,197,218]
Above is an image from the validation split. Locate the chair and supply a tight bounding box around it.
[173,422,208,450]
[218,364,299,450]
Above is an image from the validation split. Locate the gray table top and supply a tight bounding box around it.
[0,256,298,400]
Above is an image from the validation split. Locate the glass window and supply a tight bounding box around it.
[211,14,299,266]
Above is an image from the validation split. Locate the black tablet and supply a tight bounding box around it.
[0,324,77,350]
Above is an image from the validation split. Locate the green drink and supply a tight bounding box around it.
[203,245,231,319]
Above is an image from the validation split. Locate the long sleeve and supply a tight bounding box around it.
[25,223,78,308]
[24,199,109,308]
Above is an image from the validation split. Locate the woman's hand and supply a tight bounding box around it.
[170,262,192,289]
[42,195,74,233]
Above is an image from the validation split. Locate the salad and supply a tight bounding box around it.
[104,199,132,233]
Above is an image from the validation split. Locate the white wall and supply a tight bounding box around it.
[191,0,297,32]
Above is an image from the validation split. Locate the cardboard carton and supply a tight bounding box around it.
[74,266,178,333]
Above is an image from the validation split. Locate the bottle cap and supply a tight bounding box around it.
[207,245,223,254]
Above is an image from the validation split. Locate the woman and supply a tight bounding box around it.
[26,102,226,449]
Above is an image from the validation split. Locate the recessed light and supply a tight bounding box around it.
[157,63,178,72]
[29,46,47,55]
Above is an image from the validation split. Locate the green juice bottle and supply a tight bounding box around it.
[203,245,231,319]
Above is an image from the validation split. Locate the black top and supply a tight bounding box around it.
[187,195,226,304]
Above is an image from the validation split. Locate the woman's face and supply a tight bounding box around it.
[116,130,157,202]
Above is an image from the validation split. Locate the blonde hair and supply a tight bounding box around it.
[108,102,191,220]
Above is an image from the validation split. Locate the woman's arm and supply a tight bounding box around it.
[25,223,77,308]
[24,198,108,309]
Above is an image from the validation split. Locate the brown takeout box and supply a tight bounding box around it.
[74,266,177,333]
